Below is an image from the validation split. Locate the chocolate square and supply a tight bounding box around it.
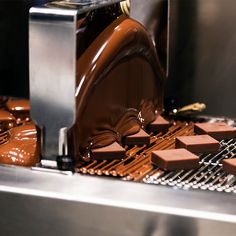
[151,148,199,170]
[148,115,170,134]
[91,141,126,160]
[176,134,220,153]
[222,158,236,176]
[123,129,150,146]
[194,122,236,140]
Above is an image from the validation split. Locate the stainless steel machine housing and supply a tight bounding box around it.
[1,0,236,235]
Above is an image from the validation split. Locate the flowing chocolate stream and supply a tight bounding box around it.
[72,15,164,159]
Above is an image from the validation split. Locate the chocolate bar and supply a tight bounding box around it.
[222,158,236,176]
[151,148,199,170]
[148,115,170,134]
[123,129,150,146]
[176,134,220,153]
[194,122,236,140]
[91,141,126,160]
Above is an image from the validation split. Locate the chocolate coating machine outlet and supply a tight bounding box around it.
[1,0,236,235]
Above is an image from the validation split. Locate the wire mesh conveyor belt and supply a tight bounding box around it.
[75,120,236,193]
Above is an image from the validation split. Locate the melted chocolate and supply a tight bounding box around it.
[0,110,16,131]
[0,123,39,166]
[6,99,30,123]
[72,15,164,159]
[88,108,140,149]
[0,98,38,166]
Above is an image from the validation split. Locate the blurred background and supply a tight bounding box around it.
[131,0,236,118]
[166,0,236,118]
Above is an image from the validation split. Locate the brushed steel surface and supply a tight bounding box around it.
[29,6,77,159]
[0,165,236,235]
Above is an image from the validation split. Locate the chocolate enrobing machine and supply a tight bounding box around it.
[1,1,236,236]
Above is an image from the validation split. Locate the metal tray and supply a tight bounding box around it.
[1,164,236,236]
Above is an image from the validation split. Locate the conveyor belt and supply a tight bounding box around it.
[77,120,236,193]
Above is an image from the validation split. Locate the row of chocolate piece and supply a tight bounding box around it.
[151,122,236,175]
[90,115,170,159]
[0,97,236,177]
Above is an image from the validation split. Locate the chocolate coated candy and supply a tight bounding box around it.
[176,134,220,153]
[151,148,199,171]
[91,141,126,160]
[148,115,170,134]
[194,122,236,140]
[222,158,236,176]
[123,129,150,146]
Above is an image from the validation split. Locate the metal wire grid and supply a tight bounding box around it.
[76,121,236,193]
[144,138,236,192]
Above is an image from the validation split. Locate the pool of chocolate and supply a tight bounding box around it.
[0,97,39,166]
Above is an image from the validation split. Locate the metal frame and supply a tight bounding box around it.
[1,164,236,235]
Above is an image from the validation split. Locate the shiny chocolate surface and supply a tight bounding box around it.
[6,99,30,112]
[0,97,39,166]
[73,15,164,157]
[6,98,30,123]
[0,124,39,166]
[0,110,16,131]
